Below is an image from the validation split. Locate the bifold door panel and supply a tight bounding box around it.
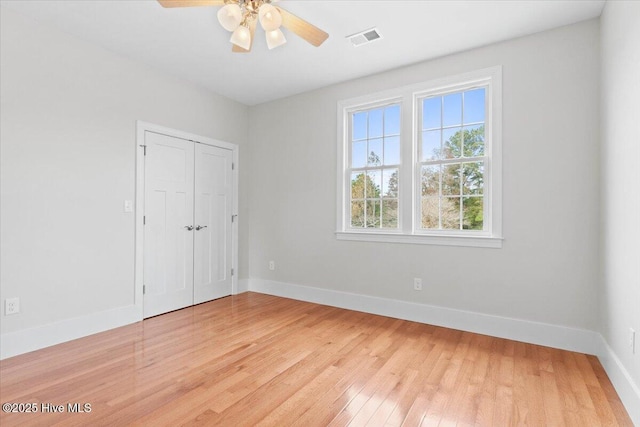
[143,132,194,318]
[194,143,233,304]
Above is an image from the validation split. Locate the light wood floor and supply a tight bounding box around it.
[0,292,632,426]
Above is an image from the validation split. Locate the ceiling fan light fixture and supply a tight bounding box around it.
[266,28,286,50]
[217,3,242,31]
[157,0,329,53]
[258,3,282,31]
[230,24,251,50]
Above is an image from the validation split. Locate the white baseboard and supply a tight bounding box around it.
[0,280,253,360]
[250,279,601,354]
[236,278,250,294]
[249,278,640,425]
[596,338,640,425]
[0,304,140,360]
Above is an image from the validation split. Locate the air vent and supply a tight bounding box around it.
[347,28,382,47]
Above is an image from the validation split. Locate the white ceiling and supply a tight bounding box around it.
[2,0,605,106]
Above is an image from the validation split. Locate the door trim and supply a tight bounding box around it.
[135,121,240,319]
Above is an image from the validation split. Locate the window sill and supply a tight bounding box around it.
[335,231,503,248]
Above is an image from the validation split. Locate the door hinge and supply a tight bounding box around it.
[143,285,146,294]
[143,215,146,225]
[232,214,237,223]
[231,268,234,276]
[232,162,235,170]
[139,144,147,156]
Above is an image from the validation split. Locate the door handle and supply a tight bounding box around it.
[184,225,194,231]
[195,225,207,231]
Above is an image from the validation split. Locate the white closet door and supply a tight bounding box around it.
[143,131,195,318]
[193,143,233,304]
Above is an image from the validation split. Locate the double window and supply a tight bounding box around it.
[337,67,502,247]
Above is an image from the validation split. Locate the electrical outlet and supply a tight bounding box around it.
[5,298,19,315]
[413,278,422,291]
[630,328,636,354]
[268,261,275,271]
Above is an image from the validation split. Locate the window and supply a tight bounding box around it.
[349,103,401,229]
[419,88,486,231]
[337,67,502,248]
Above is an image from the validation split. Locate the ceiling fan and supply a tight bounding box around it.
[157,0,329,53]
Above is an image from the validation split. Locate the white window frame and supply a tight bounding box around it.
[344,97,404,231]
[336,66,503,248]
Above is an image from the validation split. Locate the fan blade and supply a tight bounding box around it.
[232,18,257,53]
[157,0,225,8]
[276,7,328,47]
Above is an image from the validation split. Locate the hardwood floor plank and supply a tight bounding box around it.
[255,365,340,426]
[396,331,463,424]
[474,341,502,426]
[0,293,633,426]
[289,346,379,426]
[540,369,566,426]
[587,355,635,427]
[353,337,427,426]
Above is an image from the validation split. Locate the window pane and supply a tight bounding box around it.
[352,140,367,168]
[422,97,441,130]
[463,196,483,230]
[382,199,398,228]
[366,170,381,198]
[443,93,462,127]
[442,127,462,159]
[382,169,399,197]
[353,112,367,140]
[463,88,485,124]
[384,136,400,165]
[368,138,383,166]
[384,105,401,135]
[462,162,484,195]
[421,165,440,196]
[463,124,485,157]
[351,172,365,199]
[421,197,439,229]
[351,201,365,228]
[368,108,383,138]
[366,200,381,228]
[442,163,461,196]
[441,197,461,229]
[422,130,441,161]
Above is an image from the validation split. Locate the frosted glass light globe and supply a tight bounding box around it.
[230,25,251,50]
[217,4,242,32]
[258,4,282,32]
[266,28,286,50]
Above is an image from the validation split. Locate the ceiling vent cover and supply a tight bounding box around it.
[347,28,382,47]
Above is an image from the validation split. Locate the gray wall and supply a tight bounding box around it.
[247,19,601,330]
[0,7,250,334]
[600,0,640,400]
